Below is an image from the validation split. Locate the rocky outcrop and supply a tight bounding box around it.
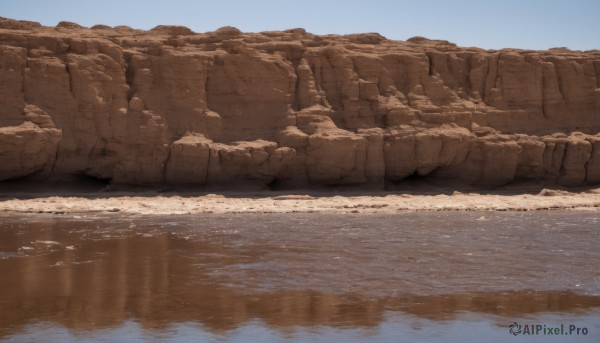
[1,17,600,188]
[0,122,60,181]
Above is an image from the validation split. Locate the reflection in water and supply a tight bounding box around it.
[0,212,599,341]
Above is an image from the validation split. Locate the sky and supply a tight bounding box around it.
[1,0,599,50]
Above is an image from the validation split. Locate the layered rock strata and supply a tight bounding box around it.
[1,17,600,187]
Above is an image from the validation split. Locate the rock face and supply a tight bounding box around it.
[1,16,600,188]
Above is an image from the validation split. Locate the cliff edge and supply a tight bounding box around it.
[1,17,600,188]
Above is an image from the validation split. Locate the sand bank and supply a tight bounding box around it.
[1,188,600,215]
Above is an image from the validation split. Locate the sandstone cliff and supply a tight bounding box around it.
[1,17,599,188]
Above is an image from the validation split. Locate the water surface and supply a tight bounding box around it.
[0,212,599,342]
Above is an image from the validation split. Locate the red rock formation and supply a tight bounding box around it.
[1,17,599,187]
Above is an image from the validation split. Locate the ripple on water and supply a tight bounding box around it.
[0,211,598,341]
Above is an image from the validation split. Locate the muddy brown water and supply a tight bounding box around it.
[0,212,599,342]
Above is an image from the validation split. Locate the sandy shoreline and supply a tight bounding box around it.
[1,187,600,215]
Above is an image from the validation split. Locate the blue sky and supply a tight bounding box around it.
[1,0,599,50]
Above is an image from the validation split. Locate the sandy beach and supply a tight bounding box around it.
[1,187,600,215]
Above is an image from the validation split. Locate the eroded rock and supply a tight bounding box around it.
[1,19,599,188]
[0,122,61,180]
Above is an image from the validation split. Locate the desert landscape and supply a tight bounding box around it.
[1,16,600,214]
[1,9,600,342]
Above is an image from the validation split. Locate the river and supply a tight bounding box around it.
[0,212,599,342]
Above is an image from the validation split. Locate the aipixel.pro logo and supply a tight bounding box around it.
[509,322,588,336]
